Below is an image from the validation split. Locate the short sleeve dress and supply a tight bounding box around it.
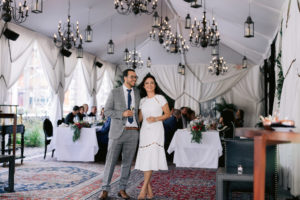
[135,94,168,171]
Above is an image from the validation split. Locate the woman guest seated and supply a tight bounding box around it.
[235,109,244,128]
[217,109,236,139]
[77,106,85,121]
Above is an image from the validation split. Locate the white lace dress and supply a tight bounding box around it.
[135,94,168,171]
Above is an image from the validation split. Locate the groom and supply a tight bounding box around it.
[99,69,140,200]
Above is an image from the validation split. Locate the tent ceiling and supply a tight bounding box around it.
[18,0,284,65]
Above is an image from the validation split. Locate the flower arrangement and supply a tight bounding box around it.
[70,122,91,142]
[190,120,206,143]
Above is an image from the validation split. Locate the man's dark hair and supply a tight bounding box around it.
[180,107,187,110]
[123,69,135,79]
[73,106,80,111]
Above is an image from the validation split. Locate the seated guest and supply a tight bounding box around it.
[217,109,236,139]
[88,106,97,117]
[65,106,80,124]
[100,107,105,120]
[83,104,89,116]
[187,109,196,121]
[163,109,182,161]
[180,107,189,128]
[235,109,244,128]
[96,117,111,161]
[77,106,85,121]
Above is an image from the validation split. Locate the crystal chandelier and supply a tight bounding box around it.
[163,30,189,54]
[53,0,83,58]
[0,0,43,23]
[114,0,158,15]
[208,56,228,76]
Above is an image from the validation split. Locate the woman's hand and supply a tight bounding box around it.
[146,116,157,123]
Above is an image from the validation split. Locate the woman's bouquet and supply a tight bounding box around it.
[71,122,91,142]
[190,119,206,143]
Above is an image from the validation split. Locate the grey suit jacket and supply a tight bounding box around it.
[104,86,140,139]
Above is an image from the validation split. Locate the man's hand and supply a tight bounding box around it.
[123,110,133,117]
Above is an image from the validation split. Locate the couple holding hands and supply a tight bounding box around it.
[98,69,170,200]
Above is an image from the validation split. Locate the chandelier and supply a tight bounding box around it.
[163,30,189,54]
[0,0,43,23]
[189,10,211,48]
[114,0,158,15]
[208,56,228,76]
[124,40,143,69]
[53,0,83,58]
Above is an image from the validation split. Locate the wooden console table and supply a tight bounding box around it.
[236,128,300,200]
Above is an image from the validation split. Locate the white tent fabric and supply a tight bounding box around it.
[277,0,300,196]
[0,21,116,126]
[0,22,35,104]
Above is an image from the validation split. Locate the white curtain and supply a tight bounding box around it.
[0,22,35,104]
[81,53,96,107]
[276,0,300,196]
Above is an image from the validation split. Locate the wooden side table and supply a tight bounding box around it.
[236,128,300,200]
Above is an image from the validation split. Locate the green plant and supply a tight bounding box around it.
[190,120,206,143]
[214,98,237,114]
[24,126,44,147]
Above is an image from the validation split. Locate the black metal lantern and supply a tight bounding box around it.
[191,0,202,8]
[185,13,191,29]
[211,44,219,56]
[177,63,185,75]
[152,11,160,28]
[244,16,254,38]
[242,56,248,68]
[123,48,130,62]
[85,25,93,42]
[32,0,43,13]
[107,39,114,54]
[77,44,83,58]
[147,57,152,68]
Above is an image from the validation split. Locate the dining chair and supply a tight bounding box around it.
[43,118,55,159]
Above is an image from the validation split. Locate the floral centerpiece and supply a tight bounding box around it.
[71,122,91,142]
[190,119,206,143]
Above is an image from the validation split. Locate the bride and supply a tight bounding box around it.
[135,74,170,199]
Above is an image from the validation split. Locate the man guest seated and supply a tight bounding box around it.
[65,106,80,124]
[88,106,97,117]
[77,106,85,121]
[83,104,89,116]
[180,107,189,128]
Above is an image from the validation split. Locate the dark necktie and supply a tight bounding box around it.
[127,89,133,123]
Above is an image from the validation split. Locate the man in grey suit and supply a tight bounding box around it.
[99,69,140,200]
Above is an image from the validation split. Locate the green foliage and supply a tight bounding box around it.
[23,117,44,147]
[24,126,43,147]
[276,51,284,104]
[114,74,123,88]
[213,98,237,114]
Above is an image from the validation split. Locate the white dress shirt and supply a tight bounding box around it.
[123,84,138,127]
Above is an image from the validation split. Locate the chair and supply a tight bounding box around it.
[43,118,55,159]
[216,139,277,200]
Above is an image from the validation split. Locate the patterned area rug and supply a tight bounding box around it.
[0,159,122,200]
[87,167,217,200]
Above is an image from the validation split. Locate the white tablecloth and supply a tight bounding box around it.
[50,127,99,162]
[167,129,222,169]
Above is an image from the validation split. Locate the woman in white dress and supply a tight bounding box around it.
[135,74,171,199]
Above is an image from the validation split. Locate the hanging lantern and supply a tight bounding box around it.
[152,11,160,28]
[147,57,152,68]
[211,44,219,56]
[244,16,254,38]
[77,44,83,58]
[123,48,130,62]
[84,25,93,42]
[177,63,185,75]
[32,0,43,13]
[107,39,114,54]
[242,56,248,68]
[191,0,202,8]
[185,13,191,29]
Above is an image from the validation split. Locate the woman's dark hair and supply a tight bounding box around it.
[221,109,235,126]
[139,74,160,98]
[237,109,244,120]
